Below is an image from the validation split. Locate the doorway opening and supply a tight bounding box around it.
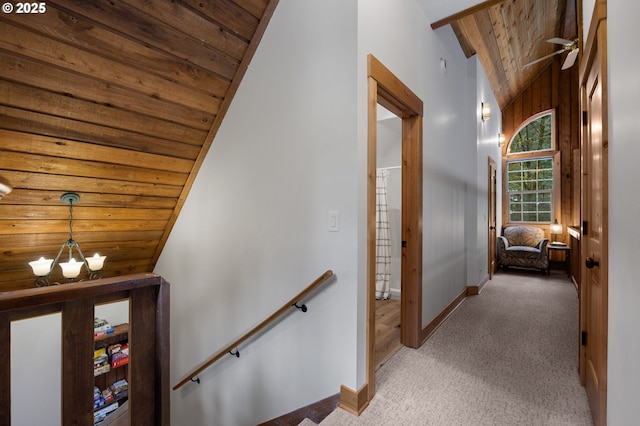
[374,105,402,370]
[488,157,498,280]
[366,54,423,402]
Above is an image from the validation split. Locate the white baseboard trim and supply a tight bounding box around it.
[389,288,401,300]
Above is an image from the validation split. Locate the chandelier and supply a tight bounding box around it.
[0,174,11,199]
[28,192,106,287]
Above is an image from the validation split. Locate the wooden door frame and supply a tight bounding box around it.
[488,157,497,279]
[367,54,423,401]
[579,2,608,424]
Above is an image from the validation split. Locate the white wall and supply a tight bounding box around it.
[357,0,480,330]
[471,57,503,285]
[154,0,359,424]
[606,1,640,424]
[582,0,596,42]
[11,313,61,426]
[155,0,496,423]
[10,300,128,426]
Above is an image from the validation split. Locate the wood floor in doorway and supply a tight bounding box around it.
[375,298,401,370]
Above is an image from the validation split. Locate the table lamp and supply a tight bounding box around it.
[550,219,563,244]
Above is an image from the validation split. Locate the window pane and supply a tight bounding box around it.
[508,112,553,154]
[538,158,553,168]
[508,162,522,171]
[538,212,551,222]
[510,212,522,221]
[538,170,553,180]
[509,182,522,191]
[539,202,551,211]
[508,171,522,182]
[539,180,553,190]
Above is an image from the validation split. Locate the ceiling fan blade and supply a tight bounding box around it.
[562,49,579,70]
[547,37,574,46]
[523,49,563,68]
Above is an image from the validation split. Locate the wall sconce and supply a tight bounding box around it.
[498,133,506,147]
[481,102,491,122]
[28,192,106,287]
[550,219,563,244]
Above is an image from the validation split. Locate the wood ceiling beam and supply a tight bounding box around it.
[450,21,476,58]
[430,0,505,30]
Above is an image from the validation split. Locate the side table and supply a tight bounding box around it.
[548,244,570,276]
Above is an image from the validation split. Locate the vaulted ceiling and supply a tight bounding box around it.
[429,0,578,109]
[0,0,278,290]
[0,0,575,291]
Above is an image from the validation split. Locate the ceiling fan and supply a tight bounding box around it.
[523,38,579,70]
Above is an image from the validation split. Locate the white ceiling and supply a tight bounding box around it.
[415,0,483,23]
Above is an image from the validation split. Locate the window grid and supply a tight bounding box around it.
[507,158,553,223]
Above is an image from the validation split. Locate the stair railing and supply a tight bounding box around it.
[0,272,170,425]
[173,269,334,390]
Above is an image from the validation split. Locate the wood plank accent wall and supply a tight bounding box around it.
[501,57,580,243]
[0,0,278,291]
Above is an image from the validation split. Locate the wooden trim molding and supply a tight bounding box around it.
[430,0,505,30]
[467,274,490,296]
[366,54,423,403]
[338,384,369,416]
[421,288,468,345]
[367,55,423,116]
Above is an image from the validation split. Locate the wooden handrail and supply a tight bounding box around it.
[173,269,334,390]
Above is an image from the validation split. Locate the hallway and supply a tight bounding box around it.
[318,272,593,425]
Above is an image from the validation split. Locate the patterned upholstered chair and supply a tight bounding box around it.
[497,226,549,273]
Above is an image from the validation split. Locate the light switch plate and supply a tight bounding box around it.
[328,211,340,232]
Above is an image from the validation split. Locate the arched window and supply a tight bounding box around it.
[508,111,553,153]
[505,110,559,224]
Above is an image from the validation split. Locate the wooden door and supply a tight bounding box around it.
[581,17,608,426]
[488,157,497,279]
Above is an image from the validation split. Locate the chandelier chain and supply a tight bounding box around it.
[69,200,74,241]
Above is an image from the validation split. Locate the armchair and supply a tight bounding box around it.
[497,226,549,273]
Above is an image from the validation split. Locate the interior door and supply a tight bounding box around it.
[488,157,497,279]
[581,23,608,426]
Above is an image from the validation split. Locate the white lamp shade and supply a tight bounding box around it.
[59,258,83,279]
[29,257,53,276]
[87,253,106,271]
[550,222,563,234]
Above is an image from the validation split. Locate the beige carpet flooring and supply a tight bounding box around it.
[318,272,593,425]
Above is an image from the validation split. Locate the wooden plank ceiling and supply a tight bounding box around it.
[0,0,278,291]
[433,0,577,110]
